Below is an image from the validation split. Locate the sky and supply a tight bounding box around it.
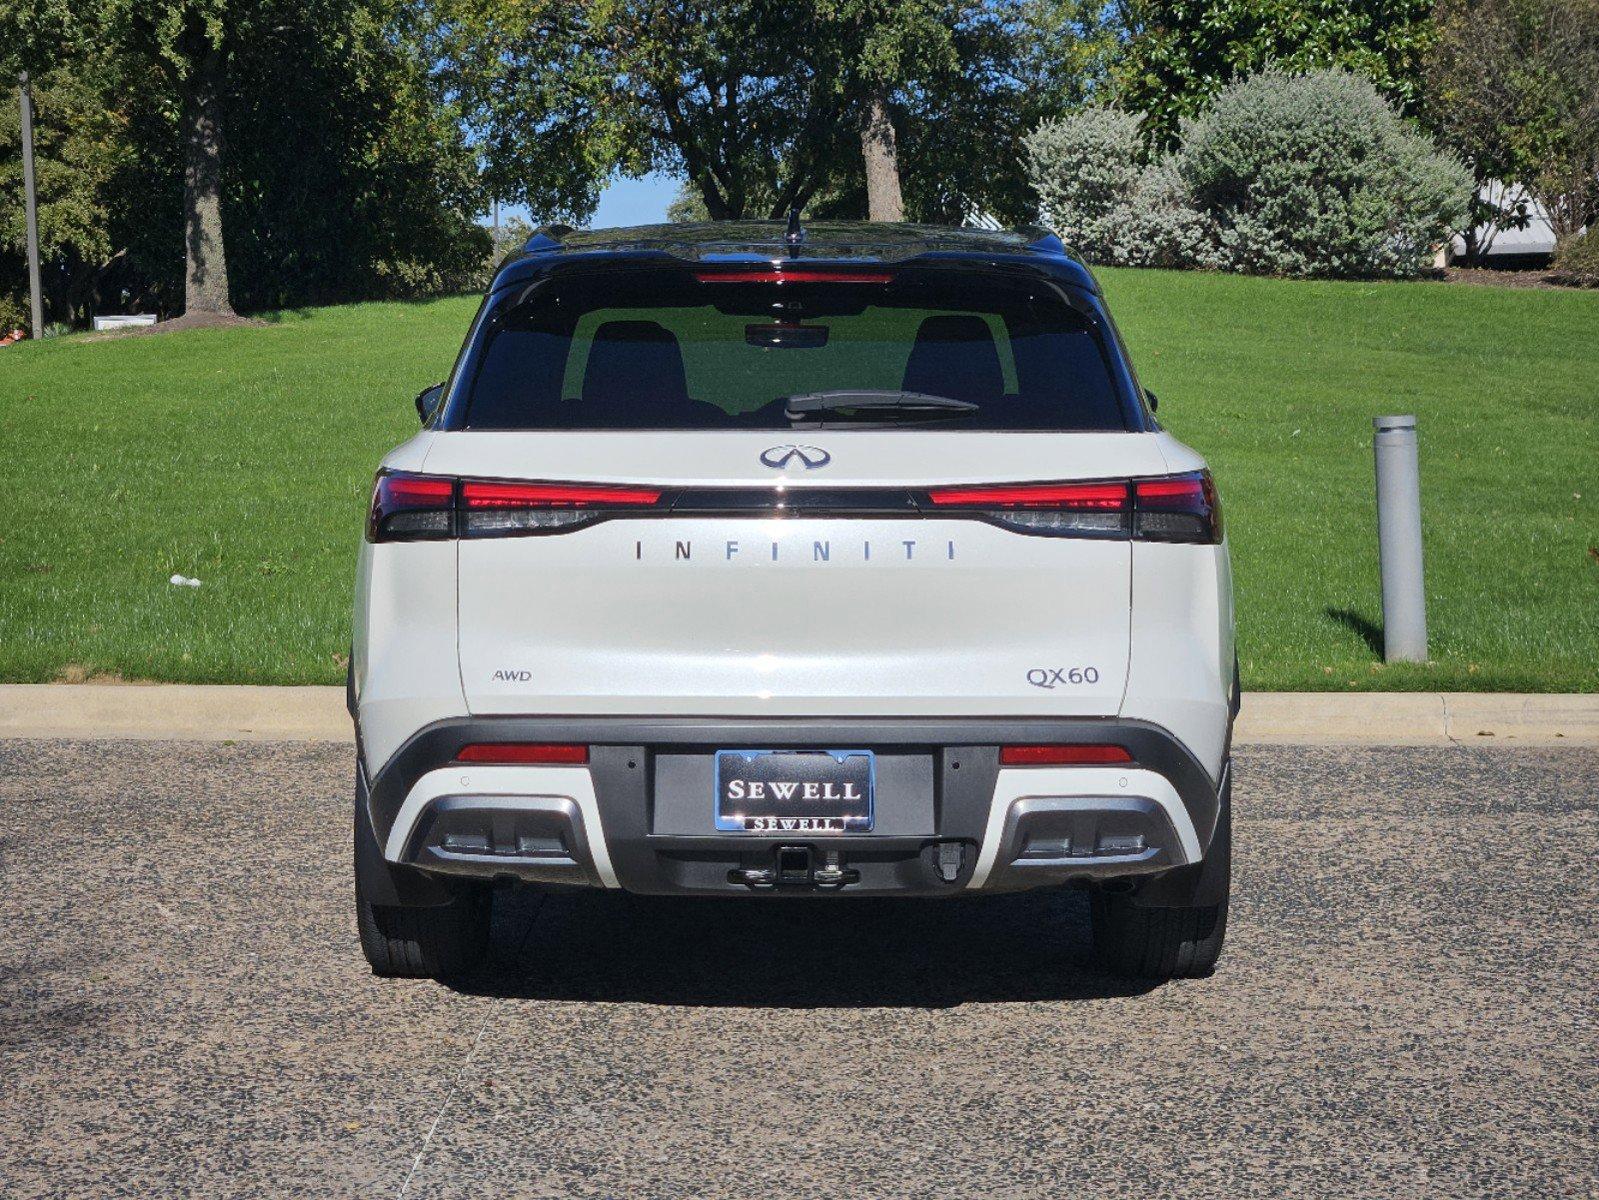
[495,171,679,230]
[591,172,679,226]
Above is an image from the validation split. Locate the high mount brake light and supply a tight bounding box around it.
[455,743,589,765]
[922,472,1221,543]
[692,268,895,284]
[1000,744,1133,766]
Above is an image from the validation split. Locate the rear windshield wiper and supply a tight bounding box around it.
[782,389,980,420]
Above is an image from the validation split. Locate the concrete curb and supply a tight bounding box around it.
[0,684,1595,747]
[0,684,351,742]
[1233,692,1599,746]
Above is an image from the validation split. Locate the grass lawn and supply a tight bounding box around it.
[1,272,1595,691]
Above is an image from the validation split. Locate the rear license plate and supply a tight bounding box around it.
[714,750,875,833]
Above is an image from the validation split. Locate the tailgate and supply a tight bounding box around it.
[428,431,1166,718]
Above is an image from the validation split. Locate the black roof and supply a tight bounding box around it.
[499,220,1097,293]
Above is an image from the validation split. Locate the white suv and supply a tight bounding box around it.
[351,221,1237,982]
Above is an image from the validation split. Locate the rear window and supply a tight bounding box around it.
[462,266,1129,431]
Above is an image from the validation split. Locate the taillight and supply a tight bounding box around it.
[999,744,1133,766]
[459,480,663,535]
[1133,472,1222,543]
[367,472,454,542]
[365,471,1222,543]
[455,743,589,765]
[369,474,665,541]
[922,471,1221,543]
[924,480,1130,537]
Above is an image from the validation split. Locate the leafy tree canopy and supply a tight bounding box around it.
[1113,0,1436,143]
[430,0,1109,224]
[0,0,89,79]
[0,53,132,329]
[2,0,490,324]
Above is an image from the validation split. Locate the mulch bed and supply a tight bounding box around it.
[1438,266,1588,290]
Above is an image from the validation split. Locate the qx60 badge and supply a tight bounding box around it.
[760,444,831,470]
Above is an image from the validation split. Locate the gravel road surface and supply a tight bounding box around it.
[1,740,1595,1198]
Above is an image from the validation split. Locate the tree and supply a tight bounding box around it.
[113,0,245,319]
[829,0,1113,224]
[0,57,134,328]
[3,0,490,326]
[895,1,1112,224]
[1425,0,1599,260]
[0,0,86,82]
[1,0,104,330]
[221,0,489,307]
[430,1,850,222]
[432,0,1109,225]
[1112,0,1436,144]
[821,2,962,221]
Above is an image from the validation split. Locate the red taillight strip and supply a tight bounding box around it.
[999,744,1133,766]
[455,743,589,765]
[926,482,1129,509]
[382,474,454,503]
[693,268,894,284]
[368,471,456,542]
[1134,477,1205,502]
[369,473,1218,543]
[461,481,663,508]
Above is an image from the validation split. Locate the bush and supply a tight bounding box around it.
[1024,70,1474,279]
[1113,157,1224,270]
[0,290,26,335]
[1023,107,1147,258]
[1550,229,1599,286]
[1175,69,1474,278]
[1023,108,1220,269]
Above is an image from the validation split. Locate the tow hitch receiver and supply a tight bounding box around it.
[728,847,861,890]
[778,845,811,882]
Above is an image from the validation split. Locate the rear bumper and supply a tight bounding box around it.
[361,716,1225,898]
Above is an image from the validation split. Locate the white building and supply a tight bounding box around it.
[1446,181,1563,266]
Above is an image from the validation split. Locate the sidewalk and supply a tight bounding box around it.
[0,684,1594,746]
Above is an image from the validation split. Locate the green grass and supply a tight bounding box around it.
[1,274,1595,690]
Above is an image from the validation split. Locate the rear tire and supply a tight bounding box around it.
[356,878,491,981]
[1091,891,1227,979]
[1092,789,1231,980]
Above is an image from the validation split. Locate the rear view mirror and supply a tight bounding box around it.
[1144,387,1159,412]
[415,383,445,425]
[745,322,829,350]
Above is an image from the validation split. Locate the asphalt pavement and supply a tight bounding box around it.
[1,739,1595,1198]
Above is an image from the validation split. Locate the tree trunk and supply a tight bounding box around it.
[182,46,234,317]
[695,172,733,220]
[860,91,904,223]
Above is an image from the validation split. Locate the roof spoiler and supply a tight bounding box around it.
[1021,226,1067,255]
[522,224,574,254]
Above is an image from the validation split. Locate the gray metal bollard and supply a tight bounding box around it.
[1373,415,1427,662]
[19,74,44,341]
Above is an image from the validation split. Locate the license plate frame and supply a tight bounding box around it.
[714,749,875,833]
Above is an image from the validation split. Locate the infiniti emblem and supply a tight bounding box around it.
[760,444,831,470]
